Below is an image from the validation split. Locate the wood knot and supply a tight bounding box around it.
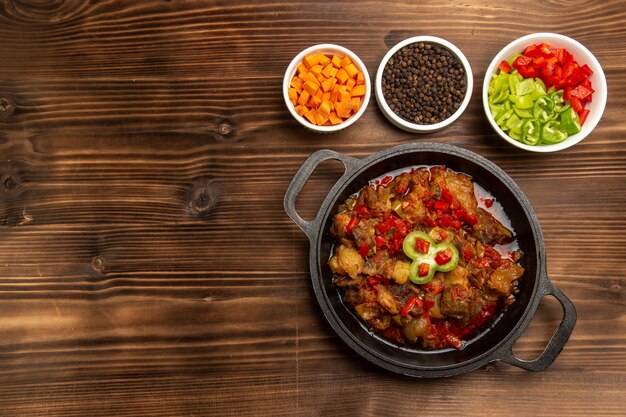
[212,118,238,142]
[92,256,104,272]
[3,0,92,24]
[0,95,16,122]
[189,177,221,217]
[1,174,17,191]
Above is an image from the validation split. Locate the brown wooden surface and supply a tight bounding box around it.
[0,1,624,416]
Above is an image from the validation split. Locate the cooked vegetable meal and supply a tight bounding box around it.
[328,166,525,350]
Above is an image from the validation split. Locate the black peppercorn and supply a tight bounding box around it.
[382,42,467,125]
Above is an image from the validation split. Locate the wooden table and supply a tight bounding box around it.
[0,1,624,416]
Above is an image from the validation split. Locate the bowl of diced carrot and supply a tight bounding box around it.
[283,44,371,133]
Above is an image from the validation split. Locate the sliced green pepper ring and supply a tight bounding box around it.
[533,96,555,123]
[402,231,459,284]
[541,120,568,144]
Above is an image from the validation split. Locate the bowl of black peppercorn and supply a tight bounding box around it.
[375,36,473,133]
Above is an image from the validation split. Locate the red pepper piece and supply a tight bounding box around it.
[570,96,583,113]
[484,198,493,208]
[438,214,452,228]
[400,295,420,316]
[463,213,479,226]
[450,219,461,230]
[434,200,449,211]
[563,85,573,101]
[435,249,453,265]
[418,263,430,277]
[517,65,537,78]
[539,43,553,56]
[578,108,590,126]
[415,238,430,254]
[380,175,393,187]
[562,60,577,81]
[532,56,546,68]
[523,43,539,57]
[513,55,533,69]
[570,84,594,101]
[498,60,511,73]
[358,243,369,258]
[441,188,454,204]
[353,204,370,217]
[422,299,435,310]
[346,216,358,234]
[394,184,408,195]
[374,235,386,248]
[422,280,444,295]
[463,249,473,263]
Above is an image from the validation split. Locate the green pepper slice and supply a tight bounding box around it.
[560,107,582,135]
[533,96,556,123]
[520,119,541,145]
[403,231,459,284]
[548,90,571,113]
[541,120,568,144]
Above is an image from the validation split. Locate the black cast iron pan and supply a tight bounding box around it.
[284,142,576,378]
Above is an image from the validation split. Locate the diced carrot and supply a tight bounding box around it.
[318,100,332,116]
[316,74,327,84]
[302,72,320,86]
[303,109,317,124]
[322,92,331,103]
[335,99,352,118]
[303,80,319,95]
[314,88,323,100]
[290,76,303,91]
[345,78,356,91]
[309,64,323,76]
[329,112,343,125]
[321,64,334,78]
[329,67,338,77]
[356,71,365,85]
[297,63,308,75]
[341,55,352,68]
[345,63,359,78]
[317,53,331,66]
[340,91,351,103]
[336,68,349,84]
[295,105,307,116]
[331,55,343,68]
[288,88,298,106]
[351,85,366,97]
[303,54,318,69]
[298,90,311,106]
[321,77,336,93]
[351,96,361,113]
[315,109,329,125]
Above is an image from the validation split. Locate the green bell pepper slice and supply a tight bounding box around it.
[520,119,541,146]
[533,96,556,123]
[541,120,568,144]
[560,107,582,135]
[402,231,459,284]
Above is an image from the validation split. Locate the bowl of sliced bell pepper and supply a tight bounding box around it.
[483,33,607,152]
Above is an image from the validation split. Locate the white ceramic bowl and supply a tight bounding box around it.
[375,36,473,133]
[483,33,607,152]
[283,44,371,133]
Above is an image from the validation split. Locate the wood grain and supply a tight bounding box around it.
[0,0,625,416]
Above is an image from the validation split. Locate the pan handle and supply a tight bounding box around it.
[284,149,360,239]
[498,279,577,372]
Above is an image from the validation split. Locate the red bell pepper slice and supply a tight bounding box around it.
[570,96,583,113]
[353,204,370,217]
[518,65,537,78]
[418,263,430,278]
[532,56,546,68]
[358,243,369,258]
[513,55,533,69]
[524,44,539,57]
[578,108,590,126]
[498,60,511,73]
[401,295,422,316]
[415,238,430,254]
[563,85,573,101]
[346,216,358,234]
[539,43,553,56]
[570,84,594,101]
